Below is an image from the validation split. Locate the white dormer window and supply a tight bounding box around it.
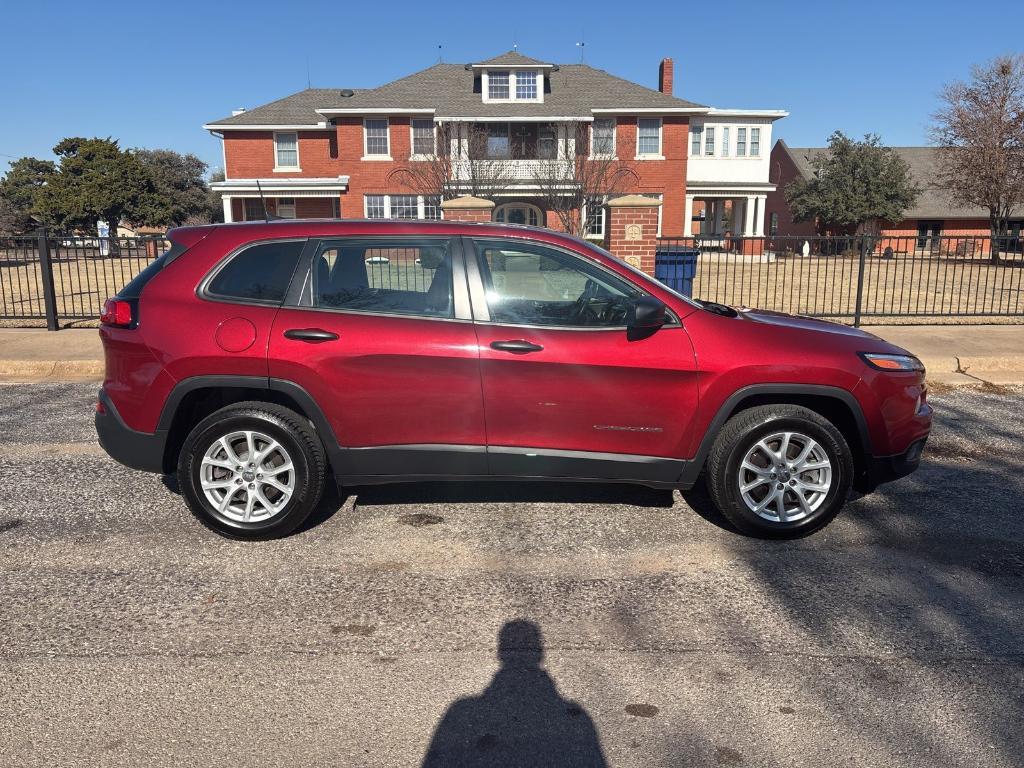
[516,71,537,99]
[488,71,510,99]
[482,70,543,103]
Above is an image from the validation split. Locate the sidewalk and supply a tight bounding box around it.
[0,325,1021,385]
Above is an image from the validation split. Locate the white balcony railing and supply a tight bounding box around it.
[450,158,575,182]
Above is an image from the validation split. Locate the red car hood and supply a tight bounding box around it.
[736,307,883,340]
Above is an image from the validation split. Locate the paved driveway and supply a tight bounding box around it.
[1,383,1022,767]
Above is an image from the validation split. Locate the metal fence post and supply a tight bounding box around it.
[36,227,60,331]
[853,235,868,327]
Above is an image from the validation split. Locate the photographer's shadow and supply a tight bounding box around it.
[422,620,608,768]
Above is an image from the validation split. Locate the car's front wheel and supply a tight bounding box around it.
[705,404,854,538]
[177,402,327,539]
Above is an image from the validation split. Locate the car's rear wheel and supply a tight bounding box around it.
[705,405,854,538]
[177,402,326,539]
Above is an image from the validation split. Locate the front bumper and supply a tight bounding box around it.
[95,389,167,473]
[856,437,928,493]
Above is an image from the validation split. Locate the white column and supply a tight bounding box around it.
[713,199,724,235]
[222,196,233,223]
[743,195,756,236]
[683,195,695,236]
[753,195,766,236]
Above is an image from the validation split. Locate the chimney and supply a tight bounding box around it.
[658,58,674,96]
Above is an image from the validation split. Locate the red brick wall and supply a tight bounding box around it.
[764,142,819,238]
[442,207,492,223]
[221,114,690,232]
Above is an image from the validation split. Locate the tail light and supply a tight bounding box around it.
[100,298,135,328]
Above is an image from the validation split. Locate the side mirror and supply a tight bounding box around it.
[628,296,667,330]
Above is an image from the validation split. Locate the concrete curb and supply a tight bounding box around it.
[0,360,104,382]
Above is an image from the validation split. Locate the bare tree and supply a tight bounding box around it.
[388,123,519,201]
[534,123,639,238]
[931,55,1024,260]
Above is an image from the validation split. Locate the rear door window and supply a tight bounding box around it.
[206,240,305,304]
[308,238,454,319]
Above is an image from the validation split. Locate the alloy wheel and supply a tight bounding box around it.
[199,430,295,523]
[737,431,833,523]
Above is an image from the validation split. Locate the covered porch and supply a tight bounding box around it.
[683,182,775,242]
[211,177,349,223]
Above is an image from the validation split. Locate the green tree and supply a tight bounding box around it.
[785,131,920,234]
[32,137,153,236]
[133,149,215,227]
[0,157,56,233]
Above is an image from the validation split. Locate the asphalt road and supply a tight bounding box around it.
[1,383,1023,767]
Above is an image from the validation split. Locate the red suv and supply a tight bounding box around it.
[96,220,931,539]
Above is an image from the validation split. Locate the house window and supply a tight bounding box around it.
[690,124,703,156]
[411,119,435,156]
[704,126,715,156]
[637,118,661,156]
[365,194,443,220]
[721,127,730,157]
[750,127,761,157]
[488,71,510,99]
[917,220,943,250]
[276,198,296,218]
[364,119,390,157]
[244,199,264,221]
[591,119,615,156]
[737,127,747,157]
[538,124,558,159]
[274,132,299,169]
[365,195,386,219]
[493,203,542,227]
[584,198,606,238]
[516,71,538,99]
[487,123,510,158]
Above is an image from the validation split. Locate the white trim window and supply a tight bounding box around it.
[515,71,538,100]
[750,127,761,157]
[721,126,730,157]
[363,118,390,158]
[704,126,715,156]
[488,71,510,99]
[736,127,747,157]
[591,119,616,157]
[276,197,296,218]
[690,124,703,156]
[584,197,606,238]
[365,194,442,220]
[411,119,435,157]
[637,118,662,157]
[273,132,299,170]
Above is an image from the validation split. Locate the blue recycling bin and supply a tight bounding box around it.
[654,247,700,296]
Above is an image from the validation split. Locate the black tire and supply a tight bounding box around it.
[705,404,854,538]
[177,401,327,539]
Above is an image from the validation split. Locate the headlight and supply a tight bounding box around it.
[859,352,925,372]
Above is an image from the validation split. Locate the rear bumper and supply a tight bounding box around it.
[95,389,167,473]
[856,437,927,493]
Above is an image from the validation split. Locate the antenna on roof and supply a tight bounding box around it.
[575,36,586,64]
[437,44,443,64]
[305,56,311,89]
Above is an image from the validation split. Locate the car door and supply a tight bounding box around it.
[465,236,699,483]
[269,235,487,479]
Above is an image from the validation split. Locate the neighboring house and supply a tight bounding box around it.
[204,51,786,240]
[765,140,1023,246]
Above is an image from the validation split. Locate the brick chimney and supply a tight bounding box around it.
[658,58,674,96]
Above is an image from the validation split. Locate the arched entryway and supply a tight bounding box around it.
[493,202,543,227]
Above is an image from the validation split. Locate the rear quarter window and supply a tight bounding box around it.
[205,240,305,304]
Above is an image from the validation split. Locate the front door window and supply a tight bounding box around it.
[493,203,542,228]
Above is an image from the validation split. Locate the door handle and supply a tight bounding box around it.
[284,328,339,343]
[490,339,543,354]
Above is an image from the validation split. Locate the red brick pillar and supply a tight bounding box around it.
[606,195,662,274]
[440,195,495,223]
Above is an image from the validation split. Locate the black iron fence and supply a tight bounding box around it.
[656,234,1024,325]
[0,230,168,328]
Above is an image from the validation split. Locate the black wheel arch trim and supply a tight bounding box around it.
[678,383,873,487]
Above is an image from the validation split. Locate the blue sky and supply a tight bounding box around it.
[1,0,1022,176]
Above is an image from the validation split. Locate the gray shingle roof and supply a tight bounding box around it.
[475,50,550,67]
[206,56,706,126]
[782,142,989,220]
